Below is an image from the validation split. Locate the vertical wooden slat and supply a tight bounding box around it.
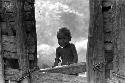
[15,0,29,83]
[0,12,5,83]
[102,0,115,80]
[112,0,125,83]
[120,1,125,80]
[87,0,105,83]
[0,0,5,82]
[24,0,37,68]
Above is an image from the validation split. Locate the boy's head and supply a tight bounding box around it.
[57,27,72,47]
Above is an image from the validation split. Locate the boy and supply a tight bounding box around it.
[54,27,78,67]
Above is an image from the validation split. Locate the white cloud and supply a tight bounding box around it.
[75,38,88,52]
[56,1,84,16]
[35,0,83,19]
[37,44,55,55]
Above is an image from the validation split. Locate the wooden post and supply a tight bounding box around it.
[112,0,125,83]
[87,0,105,83]
[16,0,29,83]
[0,0,5,82]
[0,12,5,83]
[102,0,116,80]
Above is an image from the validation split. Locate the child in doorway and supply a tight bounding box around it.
[54,27,78,68]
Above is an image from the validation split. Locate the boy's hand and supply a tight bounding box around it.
[58,59,61,62]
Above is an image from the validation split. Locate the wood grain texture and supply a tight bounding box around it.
[0,4,5,83]
[112,0,125,83]
[87,0,105,83]
[0,0,36,82]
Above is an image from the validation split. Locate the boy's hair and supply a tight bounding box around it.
[57,27,72,41]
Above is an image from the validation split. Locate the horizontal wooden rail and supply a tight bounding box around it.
[5,62,86,81]
[40,62,86,74]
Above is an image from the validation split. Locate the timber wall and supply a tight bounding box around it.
[0,0,37,82]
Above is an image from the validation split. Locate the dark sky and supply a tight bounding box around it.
[35,0,89,68]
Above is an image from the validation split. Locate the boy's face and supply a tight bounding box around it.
[58,37,69,47]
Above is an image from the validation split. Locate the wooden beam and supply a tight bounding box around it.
[3,51,34,60]
[5,63,86,81]
[87,0,105,83]
[40,62,86,74]
[15,0,29,83]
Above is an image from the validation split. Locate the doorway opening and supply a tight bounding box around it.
[35,0,89,77]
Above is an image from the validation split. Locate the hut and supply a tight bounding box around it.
[0,0,37,83]
[87,0,125,83]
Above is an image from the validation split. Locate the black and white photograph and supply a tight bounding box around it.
[0,0,125,83]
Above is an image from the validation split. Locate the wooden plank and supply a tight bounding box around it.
[103,0,115,79]
[15,0,30,83]
[5,63,86,81]
[0,13,16,22]
[0,1,5,83]
[112,1,125,83]
[2,40,17,52]
[31,72,86,83]
[5,69,21,81]
[40,62,86,74]
[87,0,105,83]
[3,51,34,60]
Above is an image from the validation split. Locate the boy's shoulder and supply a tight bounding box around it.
[56,46,62,51]
[70,43,75,46]
[56,43,75,50]
[70,43,75,47]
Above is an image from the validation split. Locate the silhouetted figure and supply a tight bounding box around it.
[54,27,78,75]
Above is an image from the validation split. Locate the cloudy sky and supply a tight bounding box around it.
[35,0,89,68]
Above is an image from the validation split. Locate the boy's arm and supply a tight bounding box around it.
[71,44,78,63]
[54,47,61,66]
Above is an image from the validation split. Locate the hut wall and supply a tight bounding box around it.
[0,0,37,82]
